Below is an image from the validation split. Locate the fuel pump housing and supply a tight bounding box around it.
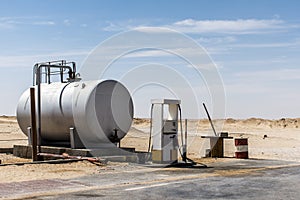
[151,99,181,164]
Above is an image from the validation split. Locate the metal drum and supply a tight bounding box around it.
[16,80,134,148]
[234,138,249,159]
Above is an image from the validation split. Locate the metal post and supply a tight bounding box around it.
[182,119,187,162]
[37,69,42,154]
[203,103,218,136]
[30,87,38,161]
[27,127,32,145]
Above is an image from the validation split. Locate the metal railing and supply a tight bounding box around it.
[33,60,76,86]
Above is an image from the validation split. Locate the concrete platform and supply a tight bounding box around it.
[12,145,148,163]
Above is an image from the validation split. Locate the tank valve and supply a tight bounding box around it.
[112,128,121,146]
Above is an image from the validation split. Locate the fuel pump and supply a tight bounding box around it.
[150,99,181,164]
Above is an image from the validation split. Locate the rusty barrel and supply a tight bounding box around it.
[235,138,248,159]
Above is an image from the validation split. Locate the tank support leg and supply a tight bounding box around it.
[70,127,85,149]
[27,127,32,145]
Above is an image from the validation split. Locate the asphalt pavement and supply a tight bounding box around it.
[2,159,300,200]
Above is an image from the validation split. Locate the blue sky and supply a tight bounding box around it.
[0,0,300,119]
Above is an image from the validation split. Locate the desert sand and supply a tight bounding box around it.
[125,117,300,161]
[0,116,299,183]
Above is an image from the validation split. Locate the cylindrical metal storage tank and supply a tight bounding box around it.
[16,80,134,148]
[234,138,249,159]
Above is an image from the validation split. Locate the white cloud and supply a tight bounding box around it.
[231,40,300,48]
[33,21,55,26]
[171,18,284,34]
[133,26,176,33]
[234,68,300,81]
[63,19,71,26]
[102,18,291,35]
[0,16,56,29]
[102,20,156,32]
[197,36,237,44]
[103,21,131,32]
[0,22,14,29]
[0,17,17,29]
[0,50,89,68]
[123,49,170,58]
[201,40,300,56]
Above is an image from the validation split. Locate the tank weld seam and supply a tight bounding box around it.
[59,82,71,116]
